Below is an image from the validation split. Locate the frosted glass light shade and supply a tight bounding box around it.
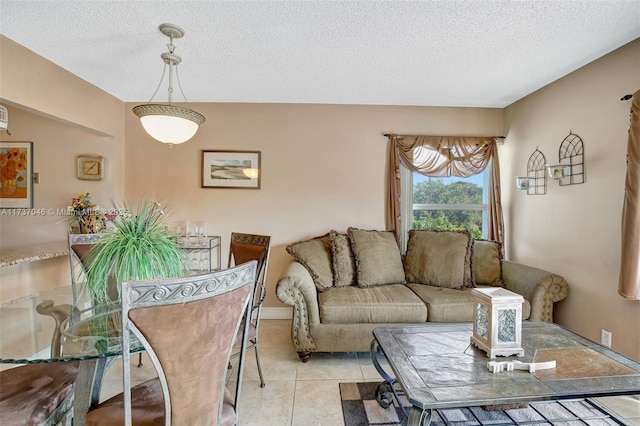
[133,104,205,145]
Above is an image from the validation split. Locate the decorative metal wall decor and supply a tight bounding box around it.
[548,131,585,186]
[516,148,546,195]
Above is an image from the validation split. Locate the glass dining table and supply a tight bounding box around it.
[0,285,142,426]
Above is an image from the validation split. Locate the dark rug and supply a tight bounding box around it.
[339,382,625,426]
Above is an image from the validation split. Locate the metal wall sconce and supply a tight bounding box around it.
[548,131,585,186]
[515,148,546,195]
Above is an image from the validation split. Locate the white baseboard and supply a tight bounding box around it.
[261,306,293,320]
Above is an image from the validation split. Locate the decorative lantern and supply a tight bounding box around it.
[470,287,524,358]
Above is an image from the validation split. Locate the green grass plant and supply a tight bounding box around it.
[84,199,187,305]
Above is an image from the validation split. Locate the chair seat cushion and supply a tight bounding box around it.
[319,285,427,324]
[407,284,531,322]
[85,378,164,426]
[85,378,237,426]
[0,361,79,426]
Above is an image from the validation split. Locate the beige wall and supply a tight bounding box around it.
[0,106,121,246]
[0,36,125,300]
[0,36,123,138]
[502,39,640,359]
[123,103,503,308]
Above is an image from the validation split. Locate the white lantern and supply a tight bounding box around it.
[470,287,524,358]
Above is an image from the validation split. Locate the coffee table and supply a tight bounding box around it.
[371,322,640,426]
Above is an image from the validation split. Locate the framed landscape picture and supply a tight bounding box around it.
[202,150,261,189]
[0,141,33,208]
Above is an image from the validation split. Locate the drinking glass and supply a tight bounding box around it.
[194,221,208,246]
[184,221,191,245]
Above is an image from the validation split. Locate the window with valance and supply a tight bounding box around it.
[386,134,504,249]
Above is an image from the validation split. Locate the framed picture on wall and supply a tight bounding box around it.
[202,150,261,189]
[0,141,33,208]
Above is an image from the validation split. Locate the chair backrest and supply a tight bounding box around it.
[227,233,271,314]
[120,261,257,426]
[68,232,113,310]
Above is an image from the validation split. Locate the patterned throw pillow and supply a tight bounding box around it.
[472,239,504,287]
[347,227,406,288]
[404,229,472,289]
[286,234,333,292]
[329,230,357,287]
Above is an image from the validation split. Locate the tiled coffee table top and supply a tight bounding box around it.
[373,322,640,410]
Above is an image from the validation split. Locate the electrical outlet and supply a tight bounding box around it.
[601,329,612,348]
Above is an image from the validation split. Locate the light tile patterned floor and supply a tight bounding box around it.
[101,319,640,425]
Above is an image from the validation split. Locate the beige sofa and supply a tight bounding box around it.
[276,228,569,362]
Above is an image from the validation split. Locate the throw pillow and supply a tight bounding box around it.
[347,227,405,287]
[329,230,357,287]
[286,234,333,292]
[404,229,472,289]
[472,239,504,287]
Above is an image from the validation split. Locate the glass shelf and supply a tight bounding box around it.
[179,236,221,273]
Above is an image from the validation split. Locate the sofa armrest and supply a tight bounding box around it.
[276,262,320,352]
[502,260,569,322]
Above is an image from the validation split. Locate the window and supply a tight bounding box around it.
[399,164,490,249]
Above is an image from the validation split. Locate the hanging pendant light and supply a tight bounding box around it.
[133,23,205,148]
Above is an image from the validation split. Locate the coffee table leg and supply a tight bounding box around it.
[370,339,395,383]
[407,406,432,426]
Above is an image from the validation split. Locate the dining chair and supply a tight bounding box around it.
[227,232,271,388]
[0,302,78,426]
[68,232,115,309]
[84,260,257,426]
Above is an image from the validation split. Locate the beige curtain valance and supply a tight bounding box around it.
[393,135,493,177]
[386,134,504,244]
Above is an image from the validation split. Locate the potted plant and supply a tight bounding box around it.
[83,199,187,305]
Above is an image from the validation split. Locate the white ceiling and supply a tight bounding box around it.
[1,1,639,108]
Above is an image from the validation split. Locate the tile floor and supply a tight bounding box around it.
[101,319,640,425]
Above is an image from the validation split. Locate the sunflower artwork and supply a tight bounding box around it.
[0,142,33,208]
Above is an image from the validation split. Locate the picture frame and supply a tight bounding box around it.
[0,141,33,208]
[202,150,261,189]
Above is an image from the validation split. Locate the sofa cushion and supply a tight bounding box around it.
[407,284,531,322]
[286,234,333,292]
[319,285,427,324]
[472,239,504,287]
[329,230,357,287]
[348,228,406,287]
[404,229,472,290]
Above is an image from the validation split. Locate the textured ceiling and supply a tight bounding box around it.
[1,1,639,107]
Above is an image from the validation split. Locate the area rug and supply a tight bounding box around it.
[339,382,624,426]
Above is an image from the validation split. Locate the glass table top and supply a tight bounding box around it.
[0,285,142,364]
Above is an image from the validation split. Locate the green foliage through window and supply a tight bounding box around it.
[412,177,485,239]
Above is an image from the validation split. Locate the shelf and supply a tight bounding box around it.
[179,236,221,273]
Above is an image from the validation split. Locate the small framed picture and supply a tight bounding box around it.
[0,141,33,208]
[202,150,261,189]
